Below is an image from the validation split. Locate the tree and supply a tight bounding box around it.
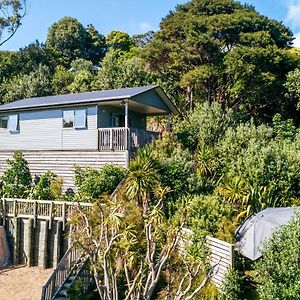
[2,64,52,102]
[132,31,154,48]
[70,58,93,72]
[74,164,126,200]
[51,65,74,95]
[0,151,32,198]
[285,68,300,113]
[143,0,296,119]
[68,69,93,93]
[93,51,156,90]
[85,24,107,63]
[106,30,134,52]
[12,41,54,74]
[0,0,27,46]
[46,17,87,65]
[70,148,216,300]
[30,171,63,200]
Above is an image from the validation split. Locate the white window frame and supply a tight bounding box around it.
[63,110,74,128]
[63,109,87,129]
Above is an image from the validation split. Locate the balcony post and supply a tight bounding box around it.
[124,100,128,129]
[124,100,130,168]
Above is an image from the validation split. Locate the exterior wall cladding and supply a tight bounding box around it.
[0,106,98,151]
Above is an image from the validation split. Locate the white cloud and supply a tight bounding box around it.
[138,22,153,32]
[285,1,300,27]
[293,32,300,47]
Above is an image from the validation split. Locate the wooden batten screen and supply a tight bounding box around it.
[177,228,235,290]
[206,236,234,289]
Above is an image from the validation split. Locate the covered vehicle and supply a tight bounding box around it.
[235,207,299,260]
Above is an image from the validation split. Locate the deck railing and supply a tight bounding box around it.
[98,127,128,151]
[0,198,92,229]
[130,128,159,149]
[98,127,160,151]
[41,246,83,300]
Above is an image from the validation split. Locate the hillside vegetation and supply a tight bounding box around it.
[0,0,300,299]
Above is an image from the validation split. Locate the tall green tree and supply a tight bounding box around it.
[85,24,107,63]
[285,68,300,112]
[46,17,87,65]
[93,51,156,90]
[106,30,134,52]
[143,0,296,119]
[0,0,27,46]
[2,64,52,103]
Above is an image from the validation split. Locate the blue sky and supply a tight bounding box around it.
[1,0,300,51]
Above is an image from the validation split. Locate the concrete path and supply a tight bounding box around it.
[0,265,53,300]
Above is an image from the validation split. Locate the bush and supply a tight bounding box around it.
[184,194,237,243]
[219,122,300,212]
[255,211,300,299]
[154,138,195,201]
[218,270,242,300]
[74,164,126,199]
[175,102,235,151]
[30,171,63,200]
[0,151,32,198]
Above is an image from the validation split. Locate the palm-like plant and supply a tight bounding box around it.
[217,176,250,206]
[124,146,159,212]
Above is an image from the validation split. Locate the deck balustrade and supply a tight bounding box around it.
[0,198,92,229]
[98,127,159,151]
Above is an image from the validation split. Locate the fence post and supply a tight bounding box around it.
[13,217,20,264]
[229,243,235,268]
[49,202,53,230]
[33,200,37,228]
[62,202,66,230]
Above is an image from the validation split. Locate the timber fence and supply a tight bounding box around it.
[177,227,235,290]
[0,198,92,229]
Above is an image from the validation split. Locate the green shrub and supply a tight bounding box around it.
[183,194,237,243]
[175,102,235,151]
[255,211,300,300]
[0,151,32,198]
[30,171,63,200]
[218,270,242,300]
[74,164,126,200]
[154,139,194,200]
[218,122,300,212]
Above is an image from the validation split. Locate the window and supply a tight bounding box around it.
[74,109,87,128]
[63,110,74,128]
[8,114,19,132]
[63,109,87,128]
[0,115,8,129]
[112,114,131,128]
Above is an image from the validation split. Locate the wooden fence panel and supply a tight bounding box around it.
[177,228,235,290]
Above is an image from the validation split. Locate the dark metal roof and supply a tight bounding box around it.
[0,86,178,114]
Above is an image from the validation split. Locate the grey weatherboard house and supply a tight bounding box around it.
[0,85,178,188]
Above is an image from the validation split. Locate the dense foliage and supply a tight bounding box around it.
[0,0,299,124]
[74,164,126,200]
[255,212,300,299]
[30,171,63,200]
[0,151,32,198]
[143,0,297,120]
[1,0,300,297]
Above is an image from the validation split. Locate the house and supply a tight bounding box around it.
[0,86,178,188]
